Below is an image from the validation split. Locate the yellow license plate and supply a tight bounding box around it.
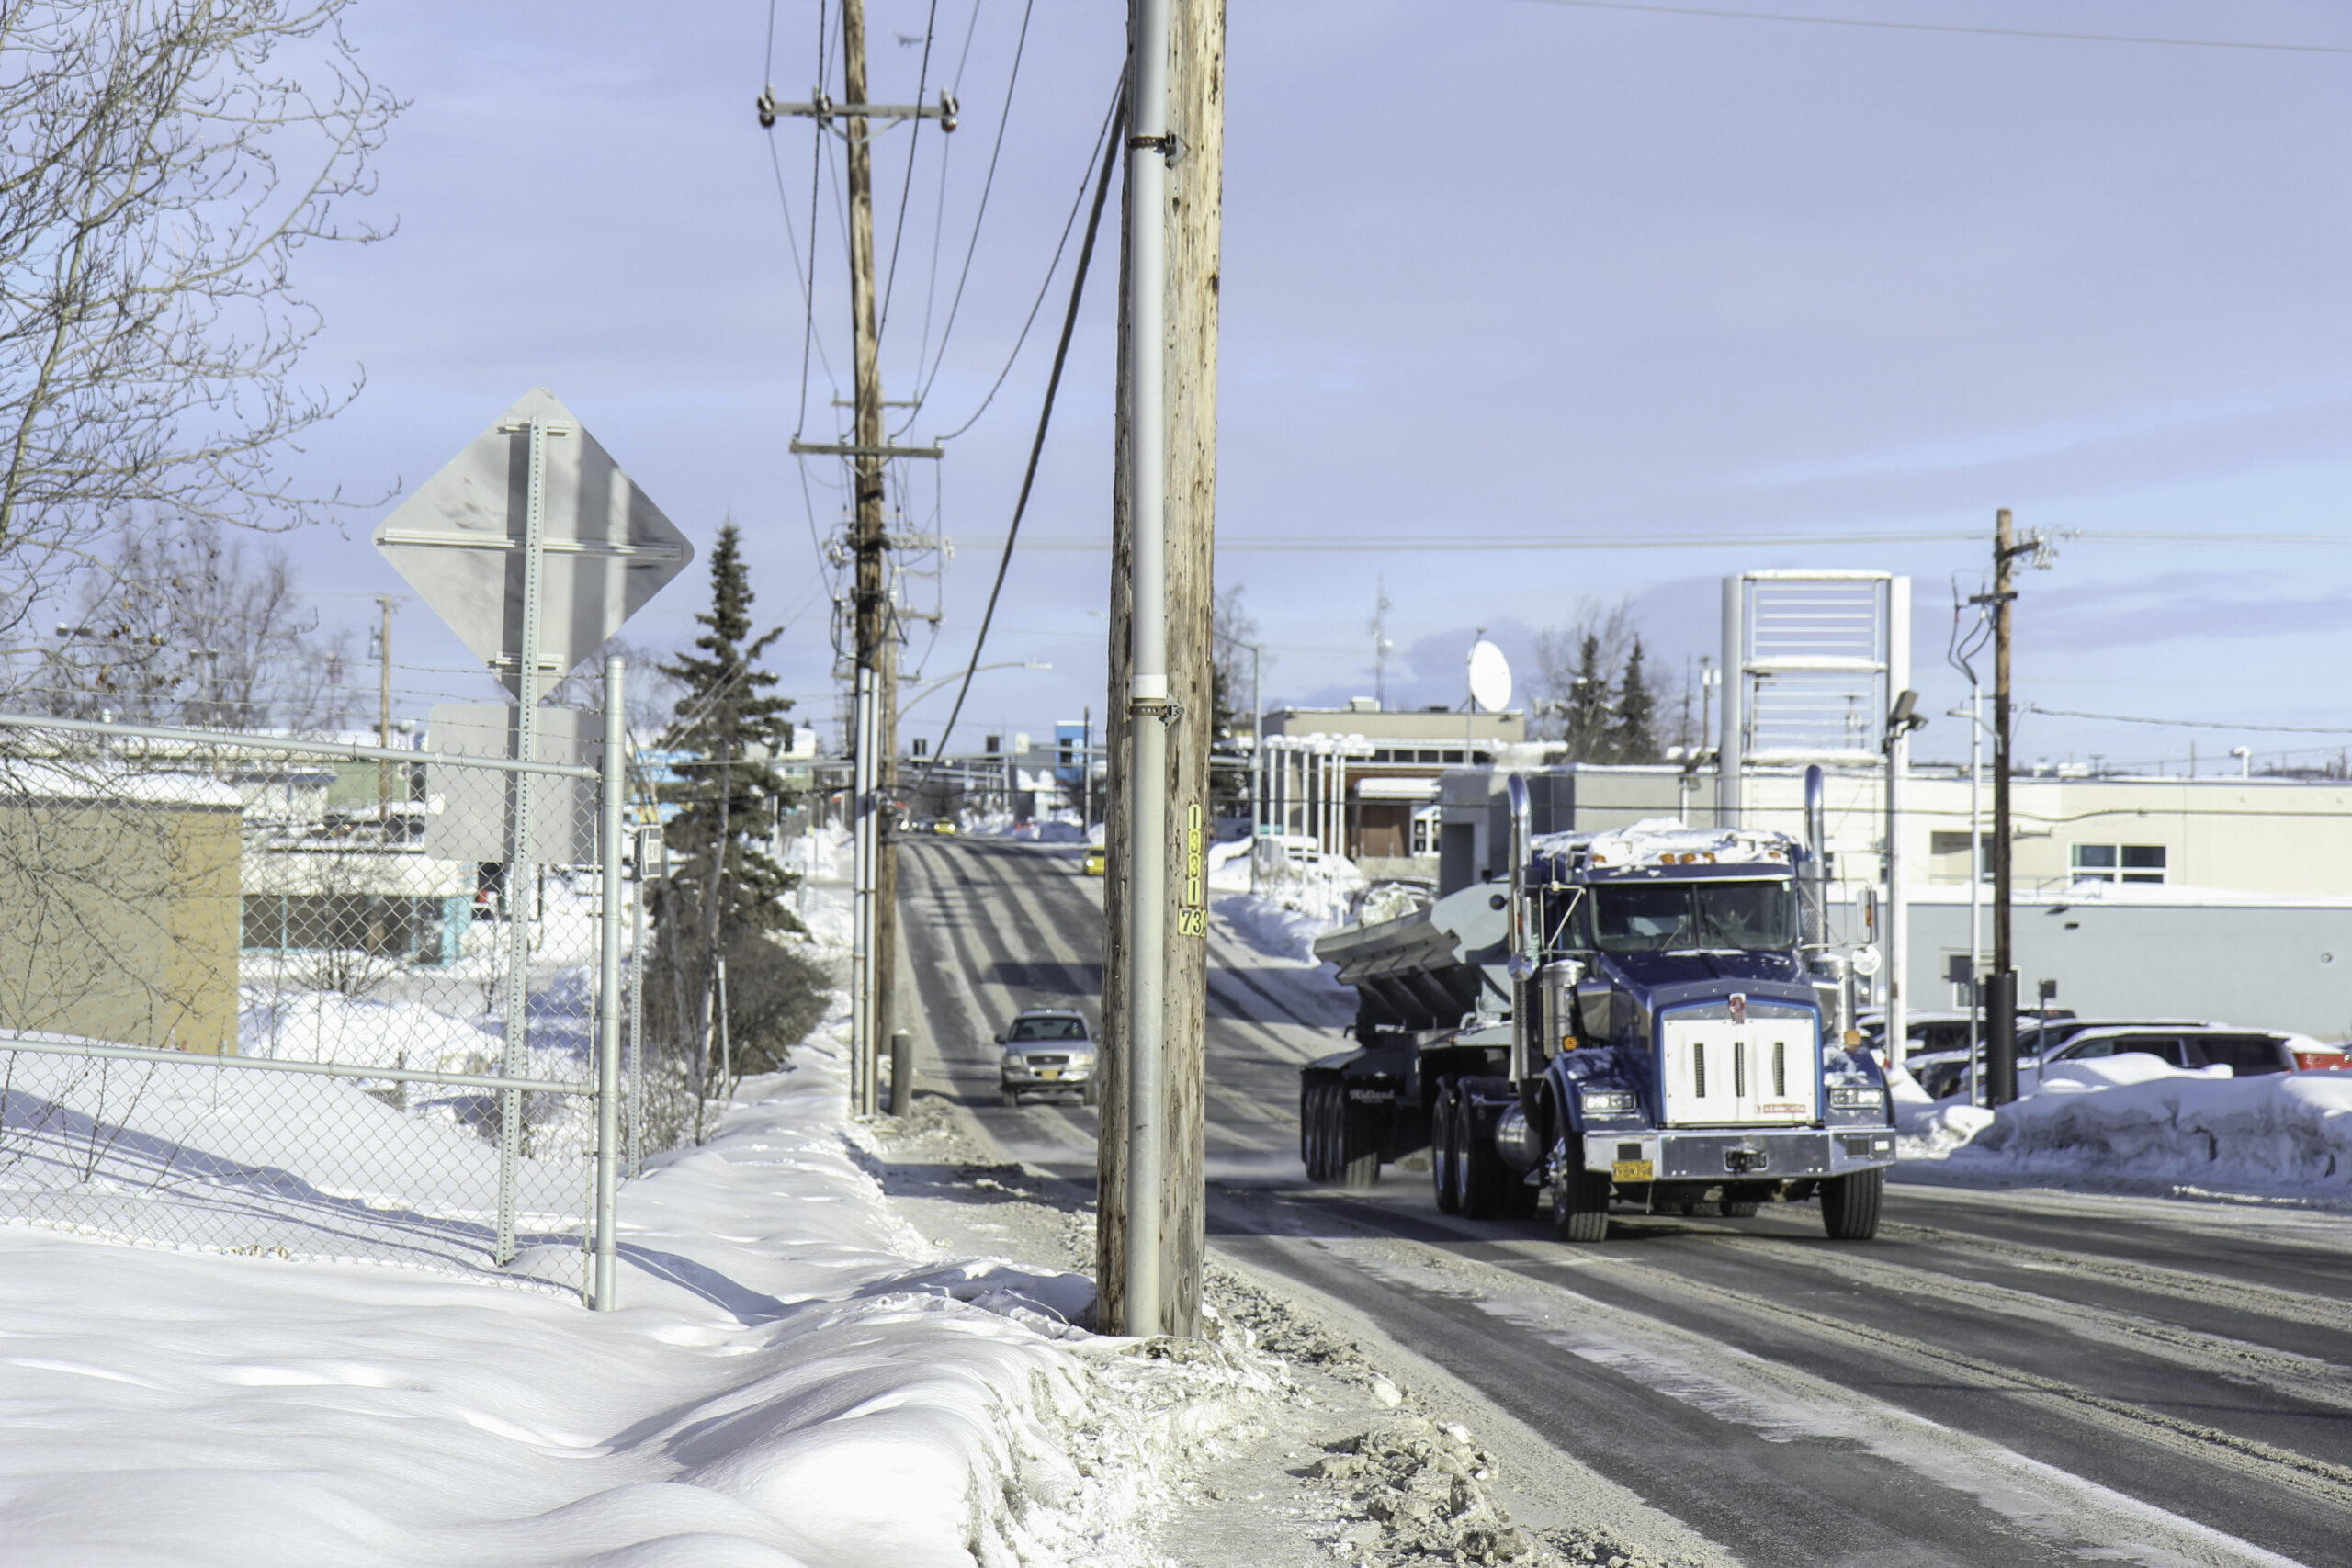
[1611,1159,1655,1182]
[1038,1068,1061,1080]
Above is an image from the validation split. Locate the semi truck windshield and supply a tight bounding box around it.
[1589,880,1796,953]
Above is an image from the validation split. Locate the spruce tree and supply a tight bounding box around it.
[648,523,812,1136]
[1613,636,1659,763]
[1568,633,1612,762]
[656,523,798,934]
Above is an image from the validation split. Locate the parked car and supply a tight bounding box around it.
[997,1009,1099,1107]
[1909,1016,2208,1099]
[1859,1009,2064,1066]
[1915,1021,2346,1100]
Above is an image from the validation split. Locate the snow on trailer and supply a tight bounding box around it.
[1302,783,1897,1241]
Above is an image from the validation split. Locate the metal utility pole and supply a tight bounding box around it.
[1882,582,1917,1067]
[1102,0,1221,1339]
[762,6,952,1116]
[375,594,395,827]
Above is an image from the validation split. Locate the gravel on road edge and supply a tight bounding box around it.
[851,1090,1729,1568]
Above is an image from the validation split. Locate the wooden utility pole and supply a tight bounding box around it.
[1100,0,1222,1338]
[758,7,954,1114]
[1987,507,2019,1103]
[844,0,896,1117]
[1991,509,2014,982]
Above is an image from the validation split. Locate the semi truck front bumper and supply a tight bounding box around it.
[1585,1127,1895,1183]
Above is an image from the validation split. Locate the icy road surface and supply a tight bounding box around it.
[898,837,2352,1568]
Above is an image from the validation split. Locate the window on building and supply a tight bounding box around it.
[1929,830,1989,882]
[2071,844,2166,885]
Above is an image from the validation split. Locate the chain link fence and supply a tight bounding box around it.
[0,701,630,1303]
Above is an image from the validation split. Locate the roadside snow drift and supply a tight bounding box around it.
[1899,1054,2352,1194]
[1212,842,1363,965]
[0,929,1285,1566]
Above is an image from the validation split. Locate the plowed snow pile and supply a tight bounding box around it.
[0,919,1284,1567]
[1898,1054,2352,1194]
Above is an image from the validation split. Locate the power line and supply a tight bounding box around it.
[964,527,2352,553]
[906,0,987,390]
[1517,0,2352,55]
[875,0,939,340]
[934,74,1123,444]
[906,0,1037,421]
[2025,704,2352,737]
[919,76,1121,783]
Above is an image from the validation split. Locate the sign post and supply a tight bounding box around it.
[375,389,693,1272]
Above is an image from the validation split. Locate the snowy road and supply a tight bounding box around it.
[896,838,2352,1568]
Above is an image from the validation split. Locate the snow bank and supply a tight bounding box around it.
[1214,852,1365,965]
[974,810,1087,844]
[1899,1054,2352,1194]
[0,867,1289,1568]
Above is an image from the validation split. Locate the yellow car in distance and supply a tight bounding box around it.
[1081,848,1106,876]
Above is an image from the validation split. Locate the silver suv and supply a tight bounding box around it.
[997,1009,1098,1107]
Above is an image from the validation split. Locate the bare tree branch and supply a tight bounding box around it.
[0,1,401,640]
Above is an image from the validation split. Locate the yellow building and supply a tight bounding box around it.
[0,765,244,1055]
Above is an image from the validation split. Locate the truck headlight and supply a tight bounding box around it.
[1829,1087,1886,1111]
[1578,1089,1638,1116]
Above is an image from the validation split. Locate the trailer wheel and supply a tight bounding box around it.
[1336,1094,1382,1189]
[1820,1168,1883,1241]
[1721,1201,1758,1218]
[1454,1093,1511,1219]
[1430,1080,1462,1214]
[1302,1083,1336,1181]
[1551,1161,1611,1243]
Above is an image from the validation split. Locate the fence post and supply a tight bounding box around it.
[593,655,626,1309]
[628,828,647,1179]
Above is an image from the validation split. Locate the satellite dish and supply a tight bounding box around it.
[1467,639,1512,713]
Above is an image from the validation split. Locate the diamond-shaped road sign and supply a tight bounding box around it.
[372,388,693,695]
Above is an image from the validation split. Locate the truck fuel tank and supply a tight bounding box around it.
[1494,1101,1544,1173]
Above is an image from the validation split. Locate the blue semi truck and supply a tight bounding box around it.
[1298,775,1896,1241]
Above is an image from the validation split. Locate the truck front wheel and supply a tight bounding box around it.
[1820,1168,1883,1241]
[1552,1162,1611,1244]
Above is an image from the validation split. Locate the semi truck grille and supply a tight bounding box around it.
[1659,1010,1817,1127]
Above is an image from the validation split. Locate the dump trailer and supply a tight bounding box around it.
[1299,774,1896,1241]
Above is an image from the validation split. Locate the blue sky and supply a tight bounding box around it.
[273,0,2352,774]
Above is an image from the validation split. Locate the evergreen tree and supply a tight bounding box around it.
[1567,633,1612,762]
[656,523,798,935]
[648,523,811,1140]
[1613,636,1659,763]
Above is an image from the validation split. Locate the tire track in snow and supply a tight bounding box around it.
[1872,1216,2352,1339]
[1339,1240,2325,1568]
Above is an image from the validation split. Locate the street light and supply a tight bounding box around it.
[897,660,1051,719]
